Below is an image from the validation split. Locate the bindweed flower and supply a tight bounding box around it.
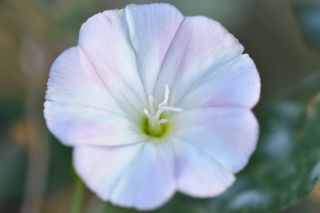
[44,3,260,210]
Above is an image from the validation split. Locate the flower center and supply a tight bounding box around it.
[141,84,183,138]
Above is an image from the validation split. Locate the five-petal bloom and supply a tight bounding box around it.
[44,3,260,211]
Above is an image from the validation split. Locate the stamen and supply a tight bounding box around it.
[143,84,183,125]
[162,106,183,112]
[147,94,155,118]
[159,84,169,108]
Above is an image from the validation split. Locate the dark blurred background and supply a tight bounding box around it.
[0,0,320,212]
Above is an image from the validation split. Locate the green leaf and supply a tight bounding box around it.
[46,136,73,194]
[294,3,320,51]
[0,141,27,206]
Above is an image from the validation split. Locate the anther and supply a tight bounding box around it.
[148,94,154,102]
[159,119,168,124]
[143,108,150,118]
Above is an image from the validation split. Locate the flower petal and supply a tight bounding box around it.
[123,3,184,93]
[178,54,260,109]
[173,137,235,197]
[78,9,145,113]
[45,47,120,115]
[173,107,259,173]
[44,47,142,146]
[153,16,244,105]
[73,142,176,210]
[44,101,143,146]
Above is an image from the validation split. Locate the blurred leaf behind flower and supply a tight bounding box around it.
[294,2,320,52]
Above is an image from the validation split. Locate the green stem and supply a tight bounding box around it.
[70,177,85,213]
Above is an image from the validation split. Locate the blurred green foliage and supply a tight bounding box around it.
[0,141,26,207]
[294,2,320,51]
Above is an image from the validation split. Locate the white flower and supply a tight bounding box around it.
[44,3,260,211]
